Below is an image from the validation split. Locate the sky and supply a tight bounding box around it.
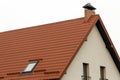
[0,0,120,56]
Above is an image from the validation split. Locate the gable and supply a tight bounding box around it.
[96,20,120,72]
[0,15,119,80]
[62,25,120,80]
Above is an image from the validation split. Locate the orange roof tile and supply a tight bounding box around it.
[0,15,119,80]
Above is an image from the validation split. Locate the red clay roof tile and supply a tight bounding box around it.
[0,15,119,80]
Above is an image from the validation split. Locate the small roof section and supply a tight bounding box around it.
[83,3,96,10]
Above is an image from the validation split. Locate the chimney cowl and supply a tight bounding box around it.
[83,3,96,10]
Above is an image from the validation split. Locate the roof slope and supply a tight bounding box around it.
[0,15,119,80]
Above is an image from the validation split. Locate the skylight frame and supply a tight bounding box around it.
[22,60,38,74]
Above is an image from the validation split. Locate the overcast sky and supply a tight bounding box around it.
[0,0,120,56]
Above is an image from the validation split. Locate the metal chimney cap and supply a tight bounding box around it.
[83,3,96,10]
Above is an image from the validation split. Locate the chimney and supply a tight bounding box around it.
[83,3,96,22]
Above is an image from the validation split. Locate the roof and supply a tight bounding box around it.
[0,15,119,80]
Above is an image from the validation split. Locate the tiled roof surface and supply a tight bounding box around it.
[0,15,119,80]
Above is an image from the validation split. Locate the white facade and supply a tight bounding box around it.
[62,25,120,80]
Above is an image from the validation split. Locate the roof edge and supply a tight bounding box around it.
[96,16,120,72]
[60,15,120,79]
[60,15,100,79]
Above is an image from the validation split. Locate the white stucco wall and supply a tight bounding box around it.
[61,25,120,80]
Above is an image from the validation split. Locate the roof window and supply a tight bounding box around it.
[22,61,38,74]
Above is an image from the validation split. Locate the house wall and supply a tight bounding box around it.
[61,25,120,80]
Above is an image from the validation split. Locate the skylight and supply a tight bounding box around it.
[23,61,38,73]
